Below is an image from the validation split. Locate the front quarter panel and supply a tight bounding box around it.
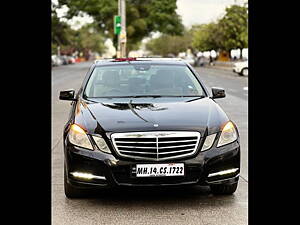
[206,99,230,135]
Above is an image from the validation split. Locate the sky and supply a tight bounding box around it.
[176,0,247,27]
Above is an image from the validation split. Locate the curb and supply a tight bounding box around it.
[203,65,234,71]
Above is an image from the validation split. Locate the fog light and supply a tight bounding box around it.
[70,172,106,180]
[208,168,239,177]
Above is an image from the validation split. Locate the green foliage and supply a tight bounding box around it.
[72,24,107,54]
[52,43,58,55]
[52,4,106,55]
[146,0,184,35]
[191,4,248,52]
[57,0,183,52]
[52,10,75,48]
[146,31,192,56]
[218,5,248,51]
[191,23,221,51]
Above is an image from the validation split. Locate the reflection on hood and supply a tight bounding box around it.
[101,102,168,111]
[101,101,168,123]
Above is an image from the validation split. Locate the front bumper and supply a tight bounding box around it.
[64,139,240,189]
[233,66,242,74]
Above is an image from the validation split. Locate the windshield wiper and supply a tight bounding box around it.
[128,99,149,122]
[185,95,206,102]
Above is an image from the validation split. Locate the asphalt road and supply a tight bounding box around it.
[52,62,248,225]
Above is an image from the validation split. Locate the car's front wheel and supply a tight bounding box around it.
[241,68,248,76]
[210,182,238,195]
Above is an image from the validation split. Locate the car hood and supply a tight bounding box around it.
[74,97,229,138]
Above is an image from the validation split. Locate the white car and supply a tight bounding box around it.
[233,60,248,76]
[52,55,63,67]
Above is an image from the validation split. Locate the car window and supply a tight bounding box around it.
[84,64,205,97]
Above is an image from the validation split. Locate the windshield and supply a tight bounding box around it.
[83,64,206,98]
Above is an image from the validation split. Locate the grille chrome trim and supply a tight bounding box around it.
[115,141,157,144]
[117,145,157,149]
[119,150,157,154]
[158,140,198,144]
[158,148,195,155]
[111,131,201,161]
[158,144,196,149]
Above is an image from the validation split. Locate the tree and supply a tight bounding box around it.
[191,23,221,52]
[52,8,76,54]
[52,1,106,57]
[146,31,192,57]
[72,24,107,55]
[57,0,184,52]
[217,4,248,55]
[191,4,248,58]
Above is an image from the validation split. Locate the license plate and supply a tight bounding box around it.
[135,163,184,177]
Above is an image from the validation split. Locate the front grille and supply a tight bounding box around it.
[111,131,201,161]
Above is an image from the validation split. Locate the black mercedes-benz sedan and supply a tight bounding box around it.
[59,58,240,198]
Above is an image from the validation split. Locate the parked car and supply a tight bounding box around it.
[51,56,55,67]
[233,60,248,76]
[67,56,76,64]
[52,55,63,67]
[60,55,69,65]
[195,56,209,67]
[183,55,195,66]
[59,57,240,198]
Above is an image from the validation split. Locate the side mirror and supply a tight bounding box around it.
[211,87,226,99]
[59,89,76,101]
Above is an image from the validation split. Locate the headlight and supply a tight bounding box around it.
[92,136,111,154]
[217,121,238,147]
[68,124,93,150]
[201,133,217,151]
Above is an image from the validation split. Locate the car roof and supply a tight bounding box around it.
[93,58,187,67]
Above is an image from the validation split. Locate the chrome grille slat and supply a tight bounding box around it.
[158,148,195,155]
[119,150,157,155]
[116,145,157,149]
[111,131,201,161]
[118,147,157,153]
[158,144,196,149]
[157,140,197,144]
[115,141,157,144]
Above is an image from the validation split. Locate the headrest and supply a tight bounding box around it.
[102,71,120,86]
[149,70,174,89]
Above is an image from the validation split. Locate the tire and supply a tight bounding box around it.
[210,182,238,195]
[241,68,248,76]
[64,166,84,198]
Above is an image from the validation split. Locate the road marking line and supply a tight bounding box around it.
[52,137,62,151]
[243,87,248,91]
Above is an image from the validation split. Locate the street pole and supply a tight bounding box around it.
[117,0,121,58]
[120,0,127,57]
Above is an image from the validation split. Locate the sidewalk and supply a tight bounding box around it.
[204,61,234,71]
